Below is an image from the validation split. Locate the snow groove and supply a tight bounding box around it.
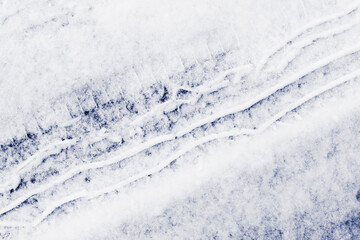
[4,67,360,227]
[253,1,360,80]
[1,68,360,228]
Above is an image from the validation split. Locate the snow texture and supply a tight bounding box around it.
[1,0,360,239]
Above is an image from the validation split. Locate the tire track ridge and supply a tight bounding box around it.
[1,45,359,218]
[253,1,360,80]
[2,68,360,227]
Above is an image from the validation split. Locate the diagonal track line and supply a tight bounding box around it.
[1,45,359,219]
[253,1,360,80]
[2,68,360,228]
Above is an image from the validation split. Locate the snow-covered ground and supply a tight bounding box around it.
[1,0,360,239]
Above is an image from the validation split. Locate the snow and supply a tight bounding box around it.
[1,0,360,239]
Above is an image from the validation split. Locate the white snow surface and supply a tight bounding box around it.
[1,0,360,239]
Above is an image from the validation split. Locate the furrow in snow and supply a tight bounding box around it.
[253,1,360,79]
[1,44,358,218]
[2,68,359,228]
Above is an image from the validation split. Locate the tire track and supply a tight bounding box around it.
[5,68,360,229]
[0,139,77,194]
[253,1,360,80]
[0,63,251,194]
[266,16,360,74]
[129,64,253,128]
[1,48,359,222]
